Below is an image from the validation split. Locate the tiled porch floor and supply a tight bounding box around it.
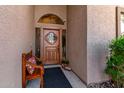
[26,65,86,88]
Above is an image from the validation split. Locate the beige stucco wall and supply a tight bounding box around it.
[0,5,120,87]
[67,5,87,84]
[67,5,120,85]
[0,6,34,87]
[87,5,116,84]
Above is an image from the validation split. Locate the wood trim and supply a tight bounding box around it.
[43,28,61,31]
[116,7,124,37]
[22,53,26,88]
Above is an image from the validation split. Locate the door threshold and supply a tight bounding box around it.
[44,64,61,69]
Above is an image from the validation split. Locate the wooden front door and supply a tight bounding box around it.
[43,28,60,64]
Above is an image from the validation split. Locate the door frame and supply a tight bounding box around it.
[42,28,61,64]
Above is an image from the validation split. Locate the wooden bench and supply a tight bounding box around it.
[22,50,44,88]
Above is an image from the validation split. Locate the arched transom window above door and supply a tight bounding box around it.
[38,14,64,25]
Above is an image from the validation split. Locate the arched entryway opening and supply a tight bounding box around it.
[37,13,64,25]
[35,13,66,65]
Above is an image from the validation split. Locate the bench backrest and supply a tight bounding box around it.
[22,50,32,88]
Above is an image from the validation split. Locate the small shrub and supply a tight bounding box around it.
[105,36,124,87]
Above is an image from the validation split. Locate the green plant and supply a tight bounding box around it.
[62,59,69,65]
[105,36,124,87]
[65,60,69,64]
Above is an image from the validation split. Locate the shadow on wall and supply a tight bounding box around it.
[88,42,110,83]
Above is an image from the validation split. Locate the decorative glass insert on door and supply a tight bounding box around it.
[45,32,57,44]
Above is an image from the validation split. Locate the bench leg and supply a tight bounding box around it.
[40,76,44,88]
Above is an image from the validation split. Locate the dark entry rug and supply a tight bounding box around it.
[44,67,72,88]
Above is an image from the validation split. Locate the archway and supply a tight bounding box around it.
[38,14,64,25]
[36,14,66,65]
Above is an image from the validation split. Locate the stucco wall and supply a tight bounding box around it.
[34,5,67,26]
[0,5,119,87]
[67,5,87,83]
[0,6,34,87]
[87,5,116,84]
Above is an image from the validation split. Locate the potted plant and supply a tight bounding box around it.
[105,36,124,87]
[61,59,71,71]
[62,59,69,67]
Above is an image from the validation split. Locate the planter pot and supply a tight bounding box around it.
[61,64,68,67]
[61,64,71,71]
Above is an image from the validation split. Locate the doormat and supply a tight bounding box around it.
[44,67,72,88]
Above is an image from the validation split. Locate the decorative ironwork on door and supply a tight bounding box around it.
[45,32,57,45]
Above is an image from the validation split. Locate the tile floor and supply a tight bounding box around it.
[26,65,86,88]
